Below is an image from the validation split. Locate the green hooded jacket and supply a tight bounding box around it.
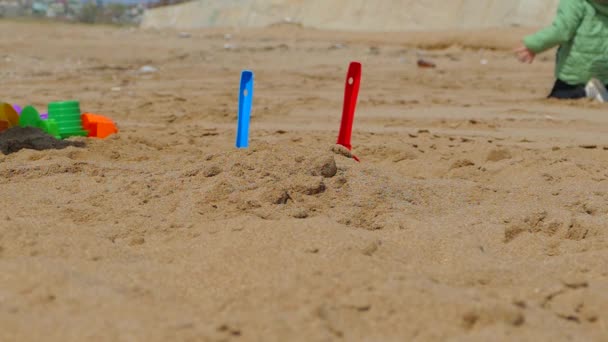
[524,0,608,85]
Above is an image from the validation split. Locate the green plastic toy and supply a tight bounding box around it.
[19,106,40,127]
[48,100,88,139]
[19,106,61,139]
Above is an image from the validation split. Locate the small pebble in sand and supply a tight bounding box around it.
[292,209,309,219]
[311,156,337,178]
[362,240,381,256]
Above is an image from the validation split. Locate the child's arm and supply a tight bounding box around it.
[523,0,585,53]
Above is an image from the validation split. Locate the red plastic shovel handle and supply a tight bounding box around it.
[337,62,362,152]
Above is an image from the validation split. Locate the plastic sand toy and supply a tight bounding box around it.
[48,100,89,139]
[12,104,22,114]
[19,106,60,139]
[337,62,362,161]
[13,104,47,119]
[81,113,118,138]
[236,70,254,148]
[1,100,118,140]
[19,106,41,127]
[0,103,20,128]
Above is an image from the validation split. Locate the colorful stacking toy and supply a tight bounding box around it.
[0,100,118,139]
[48,101,89,139]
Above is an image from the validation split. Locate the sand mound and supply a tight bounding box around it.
[190,143,418,229]
[0,127,84,155]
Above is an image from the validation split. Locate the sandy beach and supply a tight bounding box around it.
[0,20,607,341]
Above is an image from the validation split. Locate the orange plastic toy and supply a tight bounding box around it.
[0,103,20,129]
[0,120,9,133]
[81,113,118,139]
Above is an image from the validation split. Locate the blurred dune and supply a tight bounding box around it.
[142,0,559,31]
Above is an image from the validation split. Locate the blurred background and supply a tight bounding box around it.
[0,0,559,30]
[0,0,190,25]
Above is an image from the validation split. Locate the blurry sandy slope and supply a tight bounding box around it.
[0,20,607,341]
[142,0,559,31]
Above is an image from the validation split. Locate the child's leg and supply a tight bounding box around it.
[585,79,608,103]
[548,79,587,99]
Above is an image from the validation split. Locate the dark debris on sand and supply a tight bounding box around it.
[0,127,85,155]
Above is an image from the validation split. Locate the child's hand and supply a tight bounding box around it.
[514,45,536,64]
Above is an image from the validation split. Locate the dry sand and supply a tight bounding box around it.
[141,0,560,31]
[0,21,607,341]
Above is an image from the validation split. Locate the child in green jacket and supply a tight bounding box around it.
[515,0,608,102]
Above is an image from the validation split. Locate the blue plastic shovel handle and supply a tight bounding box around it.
[236,70,254,148]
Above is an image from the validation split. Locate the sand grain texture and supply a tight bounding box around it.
[0,21,607,341]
